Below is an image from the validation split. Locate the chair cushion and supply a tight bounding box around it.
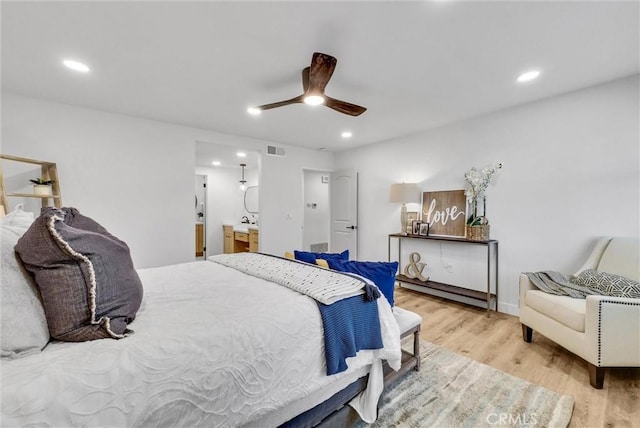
[393,306,422,334]
[525,290,586,332]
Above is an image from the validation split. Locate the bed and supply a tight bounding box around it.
[1,206,405,427]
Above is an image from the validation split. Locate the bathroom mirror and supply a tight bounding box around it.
[244,185,259,214]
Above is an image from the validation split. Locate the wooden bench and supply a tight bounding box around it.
[308,307,423,427]
[384,306,422,385]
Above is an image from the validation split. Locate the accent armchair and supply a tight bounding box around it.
[519,237,639,388]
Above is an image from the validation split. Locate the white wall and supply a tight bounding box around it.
[2,94,195,268]
[334,76,640,315]
[2,93,334,267]
[259,147,334,257]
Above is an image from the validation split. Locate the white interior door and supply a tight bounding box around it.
[330,169,358,259]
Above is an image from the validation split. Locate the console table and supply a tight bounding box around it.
[388,234,499,316]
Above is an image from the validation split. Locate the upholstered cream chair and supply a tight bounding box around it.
[519,237,639,388]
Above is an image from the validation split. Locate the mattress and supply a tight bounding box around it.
[1,260,401,427]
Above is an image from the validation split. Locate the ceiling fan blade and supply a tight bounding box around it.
[325,96,367,116]
[302,67,310,93]
[308,52,337,94]
[256,95,304,111]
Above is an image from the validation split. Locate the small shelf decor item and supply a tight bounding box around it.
[406,211,419,234]
[419,222,430,236]
[30,178,54,196]
[403,252,429,282]
[464,162,502,241]
[466,216,489,241]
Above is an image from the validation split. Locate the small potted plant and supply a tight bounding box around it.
[30,178,54,196]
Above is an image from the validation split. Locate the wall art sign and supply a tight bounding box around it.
[421,190,467,237]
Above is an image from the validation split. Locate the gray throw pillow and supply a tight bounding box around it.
[15,207,143,342]
[574,269,640,298]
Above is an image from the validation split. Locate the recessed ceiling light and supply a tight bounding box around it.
[247,107,262,116]
[341,131,353,139]
[516,70,541,83]
[237,152,247,158]
[212,161,221,166]
[63,59,90,73]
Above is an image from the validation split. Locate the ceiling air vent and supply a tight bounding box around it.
[266,145,285,157]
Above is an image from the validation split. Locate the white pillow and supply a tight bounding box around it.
[0,205,49,359]
[0,204,35,229]
[1,204,35,243]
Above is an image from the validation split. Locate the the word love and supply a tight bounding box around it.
[423,199,465,226]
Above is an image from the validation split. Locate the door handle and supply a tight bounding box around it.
[345,225,357,230]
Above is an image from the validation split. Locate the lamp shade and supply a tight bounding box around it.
[389,183,420,204]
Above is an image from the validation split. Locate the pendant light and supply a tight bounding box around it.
[239,163,247,191]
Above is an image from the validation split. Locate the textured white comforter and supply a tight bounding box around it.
[1,260,400,427]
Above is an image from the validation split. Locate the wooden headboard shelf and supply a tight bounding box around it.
[0,154,62,216]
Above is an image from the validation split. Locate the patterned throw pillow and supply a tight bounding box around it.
[15,207,143,342]
[574,269,640,298]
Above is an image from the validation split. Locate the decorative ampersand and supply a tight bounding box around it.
[404,252,429,282]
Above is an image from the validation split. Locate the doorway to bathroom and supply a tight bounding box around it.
[195,174,207,259]
[195,141,260,256]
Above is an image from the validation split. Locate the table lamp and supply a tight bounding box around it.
[389,183,421,235]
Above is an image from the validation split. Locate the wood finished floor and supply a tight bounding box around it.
[394,287,640,428]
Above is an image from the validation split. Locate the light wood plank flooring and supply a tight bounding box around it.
[395,287,640,428]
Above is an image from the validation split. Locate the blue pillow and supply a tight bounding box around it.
[326,259,398,307]
[294,249,349,264]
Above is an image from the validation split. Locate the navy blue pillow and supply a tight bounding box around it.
[326,259,399,307]
[294,249,349,264]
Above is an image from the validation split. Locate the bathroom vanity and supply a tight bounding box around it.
[223,224,259,254]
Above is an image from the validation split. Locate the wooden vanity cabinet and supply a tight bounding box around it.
[233,231,249,253]
[249,229,259,252]
[195,223,204,257]
[223,225,234,254]
[223,225,259,253]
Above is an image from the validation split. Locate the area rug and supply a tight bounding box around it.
[358,342,574,428]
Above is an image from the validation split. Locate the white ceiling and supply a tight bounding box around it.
[2,1,638,154]
[195,141,260,170]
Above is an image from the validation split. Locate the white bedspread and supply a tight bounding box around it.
[1,261,400,427]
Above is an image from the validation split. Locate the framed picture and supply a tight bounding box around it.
[406,211,419,234]
[419,222,430,236]
[422,190,466,237]
[411,220,421,235]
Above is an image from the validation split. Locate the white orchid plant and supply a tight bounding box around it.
[464,162,503,225]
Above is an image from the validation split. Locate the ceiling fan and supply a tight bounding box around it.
[250,52,366,116]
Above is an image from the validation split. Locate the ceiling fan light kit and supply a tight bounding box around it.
[253,52,366,116]
[303,95,325,106]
